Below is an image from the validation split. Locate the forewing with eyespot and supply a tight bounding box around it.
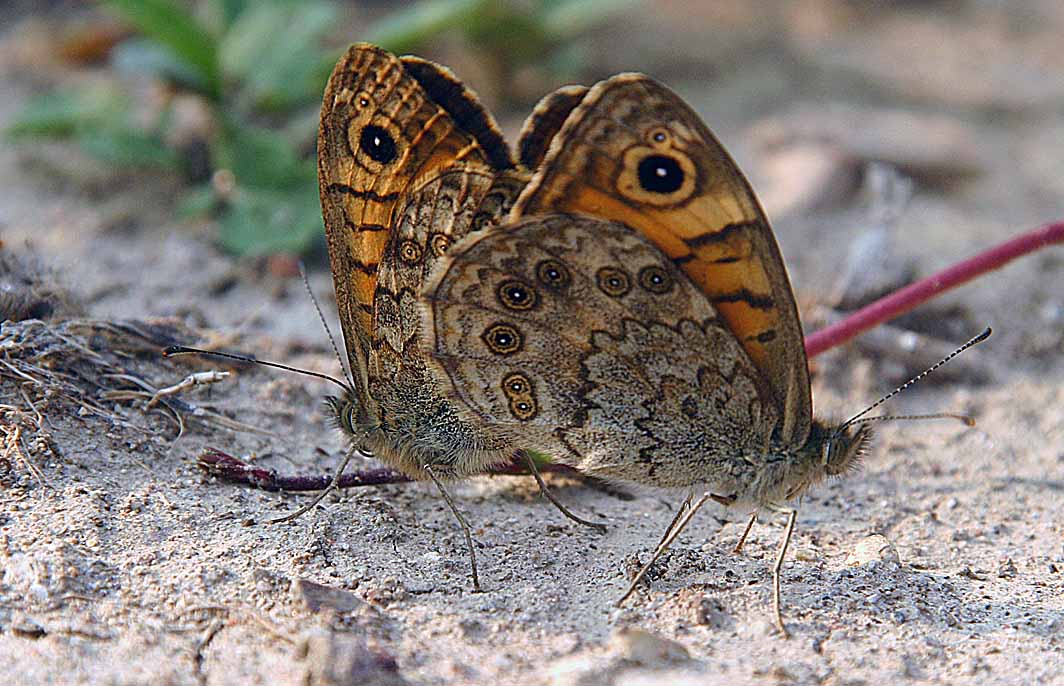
[511,74,811,449]
[318,42,514,371]
[421,215,780,489]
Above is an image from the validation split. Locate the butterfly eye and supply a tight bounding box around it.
[482,323,522,355]
[637,154,684,194]
[345,403,360,435]
[535,260,571,291]
[638,265,673,294]
[497,280,537,311]
[359,125,397,163]
[596,267,631,298]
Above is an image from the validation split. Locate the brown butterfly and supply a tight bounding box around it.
[314,44,604,592]
[420,73,883,635]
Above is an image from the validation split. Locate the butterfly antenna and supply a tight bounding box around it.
[163,346,351,393]
[839,327,992,431]
[297,261,353,388]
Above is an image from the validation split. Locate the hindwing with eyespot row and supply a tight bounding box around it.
[420,215,780,488]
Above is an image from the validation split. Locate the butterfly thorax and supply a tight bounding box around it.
[326,383,514,480]
[738,420,872,508]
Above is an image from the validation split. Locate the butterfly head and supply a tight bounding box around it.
[777,420,873,501]
[818,421,873,478]
[324,392,378,445]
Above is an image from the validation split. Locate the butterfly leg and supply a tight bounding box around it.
[521,450,607,532]
[767,504,798,639]
[732,512,758,554]
[264,449,357,525]
[616,491,716,606]
[425,465,481,592]
[655,492,694,555]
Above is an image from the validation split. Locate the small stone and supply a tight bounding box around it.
[298,628,406,686]
[293,578,367,615]
[11,616,46,639]
[997,558,1018,579]
[362,577,407,606]
[846,534,901,566]
[690,596,729,629]
[958,567,987,581]
[609,627,689,665]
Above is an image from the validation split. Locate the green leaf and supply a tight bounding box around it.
[175,185,217,218]
[111,37,212,92]
[524,449,558,467]
[219,0,337,110]
[539,0,639,40]
[5,88,124,139]
[463,6,548,64]
[366,0,485,54]
[214,119,310,188]
[211,116,321,255]
[77,128,179,169]
[217,184,322,255]
[206,0,252,31]
[103,0,221,97]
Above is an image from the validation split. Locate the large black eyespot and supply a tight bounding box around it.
[360,125,397,163]
[482,323,522,355]
[502,372,532,397]
[638,265,674,294]
[596,266,631,298]
[497,280,537,311]
[637,154,684,194]
[399,239,422,264]
[535,259,571,291]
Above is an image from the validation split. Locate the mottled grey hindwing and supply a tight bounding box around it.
[421,214,781,488]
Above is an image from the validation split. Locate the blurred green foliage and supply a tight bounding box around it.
[6,0,635,256]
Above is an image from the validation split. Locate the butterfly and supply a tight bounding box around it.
[419,73,875,635]
[314,44,604,592]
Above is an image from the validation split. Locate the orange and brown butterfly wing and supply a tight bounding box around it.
[511,74,811,448]
[516,85,589,171]
[318,43,515,376]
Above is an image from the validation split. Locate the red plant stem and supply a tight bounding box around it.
[197,447,580,492]
[805,221,1064,357]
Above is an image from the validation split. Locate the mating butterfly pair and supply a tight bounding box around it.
[314,43,868,636]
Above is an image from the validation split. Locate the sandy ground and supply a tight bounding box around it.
[1,2,1063,685]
